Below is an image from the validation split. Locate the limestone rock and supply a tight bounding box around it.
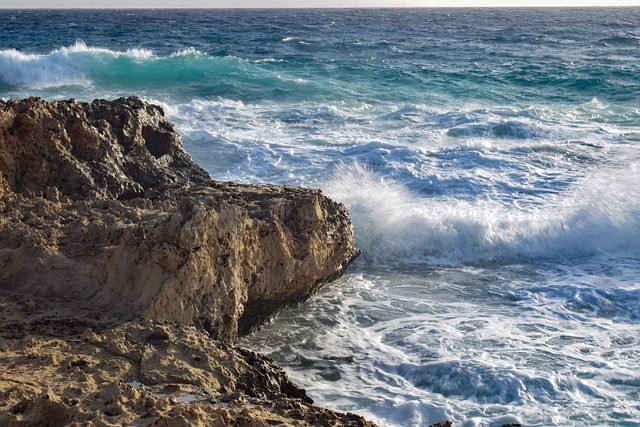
[0,96,209,201]
[0,97,359,344]
[0,296,375,427]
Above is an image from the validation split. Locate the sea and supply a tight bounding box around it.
[2,8,640,426]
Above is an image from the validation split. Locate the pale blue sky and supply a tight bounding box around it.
[5,0,640,8]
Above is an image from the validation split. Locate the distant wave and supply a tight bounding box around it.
[0,42,88,88]
[170,47,206,57]
[0,42,328,102]
[0,41,156,89]
[597,35,640,47]
[447,121,548,140]
[0,42,249,91]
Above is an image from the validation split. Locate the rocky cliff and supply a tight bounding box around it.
[0,97,358,344]
[0,97,368,426]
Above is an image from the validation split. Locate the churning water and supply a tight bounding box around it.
[2,8,640,425]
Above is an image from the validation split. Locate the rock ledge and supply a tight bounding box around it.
[0,97,366,426]
[0,96,359,344]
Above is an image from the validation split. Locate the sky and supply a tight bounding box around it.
[5,0,640,8]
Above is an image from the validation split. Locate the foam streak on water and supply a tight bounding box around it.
[3,8,640,426]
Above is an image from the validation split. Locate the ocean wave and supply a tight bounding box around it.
[597,34,640,47]
[388,360,561,404]
[525,282,640,323]
[56,40,155,59]
[324,161,640,265]
[0,42,95,88]
[0,42,341,102]
[170,47,206,57]
[0,42,248,91]
[447,121,548,140]
[254,58,285,63]
[0,41,154,88]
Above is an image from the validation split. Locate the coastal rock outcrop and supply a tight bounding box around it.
[0,294,374,426]
[0,97,368,426]
[0,97,358,344]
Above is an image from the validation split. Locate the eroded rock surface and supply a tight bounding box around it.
[0,97,367,426]
[0,97,358,343]
[0,97,209,201]
[0,294,374,426]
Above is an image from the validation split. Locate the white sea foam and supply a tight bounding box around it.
[324,159,640,264]
[0,47,89,88]
[243,259,640,426]
[254,58,285,63]
[170,47,205,57]
[0,41,154,89]
[276,75,311,84]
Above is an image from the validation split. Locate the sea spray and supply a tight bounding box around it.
[324,160,640,265]
[0,46,90,88]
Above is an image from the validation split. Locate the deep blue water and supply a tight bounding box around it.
[2,8,640,426]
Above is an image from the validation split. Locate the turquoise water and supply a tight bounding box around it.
[2,8,640,426]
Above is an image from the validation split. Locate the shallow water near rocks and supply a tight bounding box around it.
[2,8,640,426]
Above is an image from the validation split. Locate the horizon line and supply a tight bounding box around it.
[1,5,638,9]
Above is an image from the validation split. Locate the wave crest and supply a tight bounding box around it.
[0,41,156,89]
[324,161,640,265]
[447,120,547,140]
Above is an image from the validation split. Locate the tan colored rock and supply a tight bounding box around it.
[0,97,358,344]
[0,97,368,426]
[0,295,374,427]
[0,97,209,200]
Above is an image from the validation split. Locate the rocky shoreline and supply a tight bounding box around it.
[0,97,370,426]
[0,97,520,427]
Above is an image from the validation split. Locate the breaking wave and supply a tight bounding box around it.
[325,161,640,265]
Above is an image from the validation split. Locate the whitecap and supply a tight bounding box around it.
[170,47,205,57]
[324,160,640,265]
[0,41,155,89]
